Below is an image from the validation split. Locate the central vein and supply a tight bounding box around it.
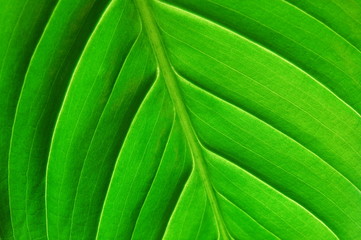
[133,0,231,239]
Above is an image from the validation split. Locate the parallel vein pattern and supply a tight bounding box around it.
[0,0,360,239]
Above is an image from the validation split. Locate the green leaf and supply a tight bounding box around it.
[1,0,360,239]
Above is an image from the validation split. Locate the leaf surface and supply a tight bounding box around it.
[1,0,360,239]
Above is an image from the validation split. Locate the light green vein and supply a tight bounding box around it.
[206,0,361,90]
[67,28,142,238]
[282,0,361,53]
[129,112,175,239]
[8,0,62,237]
[133,0,232,239]
[216,191,281,240]
[95,73,159,239]
[206,150,339,239]
[45,0,116,237]
[159,0,361,119]
[181,80,359,234]
[178,74,361,193]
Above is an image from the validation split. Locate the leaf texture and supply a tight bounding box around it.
[0,0,360,239]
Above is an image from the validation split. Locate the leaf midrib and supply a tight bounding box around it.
[133,0,232,239]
